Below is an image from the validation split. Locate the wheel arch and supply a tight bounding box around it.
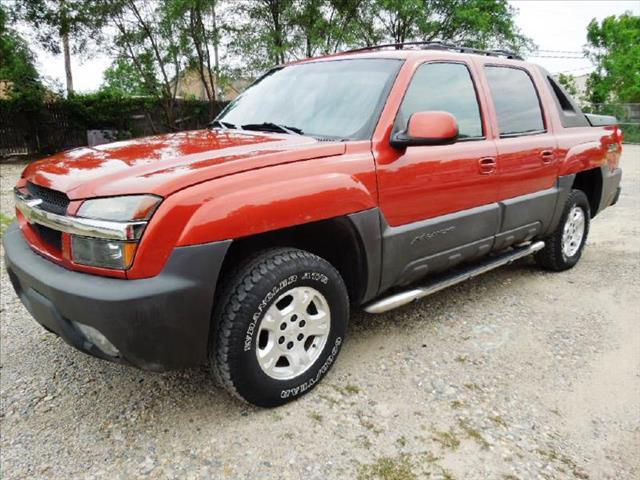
[217,209,382,307]
[572,167,603,217]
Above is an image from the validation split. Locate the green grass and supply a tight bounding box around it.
[0,214,14,237]
[344,384,361,395]
[270,411,284,422]
[431,429,461,450]
[537,448,589,479]
[463,383,483,392]
[358,414,383,434]
[329,383,361,396]
[454,355,469,364]
[357,454,417,480]
[488,415,508,428]
[396,435,407,448]
[458,419,490,450]
[621,123,640,144]
[308,411,323,423]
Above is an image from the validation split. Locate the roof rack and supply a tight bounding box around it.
[339,41,523,60]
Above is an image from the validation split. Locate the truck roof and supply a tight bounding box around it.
[292,41,531,68]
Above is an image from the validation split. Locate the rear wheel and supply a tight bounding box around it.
[535,189,590,271]
[210,248,348,407]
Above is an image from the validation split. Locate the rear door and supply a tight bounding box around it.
[375,60,500,289]
[482,65,559,248]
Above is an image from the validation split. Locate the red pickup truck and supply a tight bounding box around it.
[4,43,622,407]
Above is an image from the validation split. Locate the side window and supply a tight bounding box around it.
[546,75,590,128]
[396,62,483,139]
[484,66,545,136]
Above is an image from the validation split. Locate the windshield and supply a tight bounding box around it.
[215,59,402,140]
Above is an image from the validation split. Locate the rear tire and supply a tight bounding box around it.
[210,248,348,407]
[535,189,590,271]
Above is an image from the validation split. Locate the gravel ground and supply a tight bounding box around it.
[1,147,639,480]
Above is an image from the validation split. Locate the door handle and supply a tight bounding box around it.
[478,157,496,175]
[540,150,555,163]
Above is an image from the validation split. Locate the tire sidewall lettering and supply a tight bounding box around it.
[280,336,342,399]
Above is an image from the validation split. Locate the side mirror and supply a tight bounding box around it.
[390,111,459,149]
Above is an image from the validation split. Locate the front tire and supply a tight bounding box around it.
[535,189,590,271]
[210,248,349,407]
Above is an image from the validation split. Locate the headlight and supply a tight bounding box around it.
[71,195,162,269]
[77,195,161,221]
[71,236,138,269]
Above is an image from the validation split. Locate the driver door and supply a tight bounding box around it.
[375,61,500,289]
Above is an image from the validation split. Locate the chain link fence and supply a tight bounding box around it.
[584,103,640,144]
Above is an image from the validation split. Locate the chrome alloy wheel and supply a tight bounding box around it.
[562,206,586,258]
[256,286,331,380]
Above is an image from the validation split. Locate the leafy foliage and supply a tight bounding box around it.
[366,0,532,51]
[7,0,533,132]
[10,0,106,95]
[557,73,580,100]
[585,12,640,103]
[0,4,44,102]
[101,56,158,97]
[227,0,532,75]
[0,93,224,156]
[10,0,100,55]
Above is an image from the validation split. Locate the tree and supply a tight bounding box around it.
[97,0,191,129]
[166,0,224,103]
[585,12,640,104]
[11,0,103,97]
[228,0,296,72]
[229,0,532,75]
[101,56,158,97]
[365,0,532,52]
[290,0,365,57]
[557,73,579,99]
[0,4,44,101]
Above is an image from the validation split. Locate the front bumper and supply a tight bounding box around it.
[3,222,231,371]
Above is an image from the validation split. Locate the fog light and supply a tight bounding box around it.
[75,323,120,357]
[71,235,137,269]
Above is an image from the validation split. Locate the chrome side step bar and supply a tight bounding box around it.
[364,241,545,314]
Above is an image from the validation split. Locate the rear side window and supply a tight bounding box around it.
[546,75,590,128]
[485,66,545,137]
[396,62,483,139]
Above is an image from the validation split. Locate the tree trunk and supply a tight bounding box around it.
[190,8,214,103]
[212,4,220,87]
[267,0,285,64]
[62,32,73,96]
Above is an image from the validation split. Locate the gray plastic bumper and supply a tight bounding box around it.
[3,222,231,371]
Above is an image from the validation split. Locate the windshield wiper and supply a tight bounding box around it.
[241,122,303,135]
[209,120,239,130]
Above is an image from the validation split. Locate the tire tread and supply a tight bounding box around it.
[535,189,590,271]
[210,248,343,404]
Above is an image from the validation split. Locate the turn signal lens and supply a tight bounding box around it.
[71,236,138,269]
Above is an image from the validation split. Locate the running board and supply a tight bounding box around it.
[364,241,545,314]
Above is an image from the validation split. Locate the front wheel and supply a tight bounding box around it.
[210,248,348,407]
[535,189,590,271]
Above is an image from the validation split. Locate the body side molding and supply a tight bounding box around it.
[365,241,545,314]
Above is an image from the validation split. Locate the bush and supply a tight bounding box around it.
[0,95,227,157]
[621,123,640,144]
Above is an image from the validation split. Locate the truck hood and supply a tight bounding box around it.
[22,129,346,200]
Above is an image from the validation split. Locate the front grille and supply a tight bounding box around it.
[33,224,62,251]
[27,182,70,215]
